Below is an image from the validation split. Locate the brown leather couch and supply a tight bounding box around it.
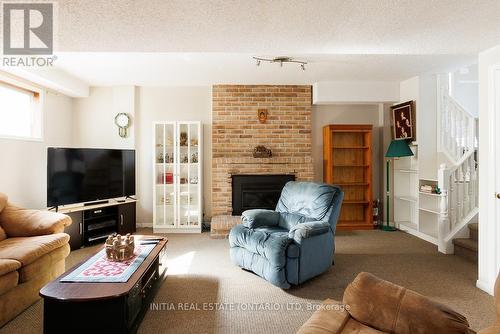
[0,193,71,327]
[298,272,475,334]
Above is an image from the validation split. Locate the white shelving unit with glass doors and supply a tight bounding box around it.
[153,121,202,233]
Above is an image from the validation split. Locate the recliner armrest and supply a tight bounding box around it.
[288,221,331,243]
[241,209,280,229]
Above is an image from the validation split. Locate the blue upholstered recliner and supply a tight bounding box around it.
[229,181,344,289]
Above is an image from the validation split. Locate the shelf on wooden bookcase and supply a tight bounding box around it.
[335,182,369,186]
[332,164,369,167]
[343,200,370,205]
[332,146,369,149]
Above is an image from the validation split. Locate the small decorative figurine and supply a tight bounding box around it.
[157,153,164,163]
[190,176,198,184]
[191,152,198,163]
[105,233,135,262]
[191,138,198,146]
[182,155,188,163]
[180,132,188,146]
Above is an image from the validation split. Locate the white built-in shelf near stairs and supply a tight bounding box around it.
[393,145,440,246]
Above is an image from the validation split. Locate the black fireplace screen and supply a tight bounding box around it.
[231,174,295,215]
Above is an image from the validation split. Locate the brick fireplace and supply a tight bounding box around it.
[211,85,314,217]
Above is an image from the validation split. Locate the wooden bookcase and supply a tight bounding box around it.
[323,124,373,230]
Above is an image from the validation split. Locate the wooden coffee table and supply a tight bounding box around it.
[40,235,167,334]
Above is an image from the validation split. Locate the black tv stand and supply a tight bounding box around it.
[84,200,109,206]
[55,199,137,250]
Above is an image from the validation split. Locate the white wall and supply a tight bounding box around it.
[313,81,400,104]
[72,86,212,226]
[312,104,385,202]
[399,75,438,180]
[0,91,73,209]
[451,64,479,117]
[477,45,500,295]
[73,86,135,149]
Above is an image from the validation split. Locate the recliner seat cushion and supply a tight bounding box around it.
[229,224,291,288]
[0,233,70,266]
[276,182,337,222]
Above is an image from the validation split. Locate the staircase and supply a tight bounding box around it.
[436,74,479,255]
[452,223,478,263]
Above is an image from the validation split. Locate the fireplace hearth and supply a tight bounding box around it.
[231,174,295,215]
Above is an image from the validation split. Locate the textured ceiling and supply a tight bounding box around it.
[52,53,475,86]
[54,0,500,54]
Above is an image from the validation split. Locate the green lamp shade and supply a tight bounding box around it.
[385,140,414,158]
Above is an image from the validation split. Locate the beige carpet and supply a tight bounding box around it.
[0,229,495,333]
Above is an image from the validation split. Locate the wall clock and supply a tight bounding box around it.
[115,113,131,138]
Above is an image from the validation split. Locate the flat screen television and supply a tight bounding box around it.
[47,148,135,207]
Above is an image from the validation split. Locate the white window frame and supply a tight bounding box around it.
[0,75,44,142]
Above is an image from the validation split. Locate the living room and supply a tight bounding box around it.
[0,1,500,334]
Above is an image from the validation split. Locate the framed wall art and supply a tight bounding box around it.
[391,101,415,140]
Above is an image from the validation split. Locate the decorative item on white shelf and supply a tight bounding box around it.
[179,132,188,146]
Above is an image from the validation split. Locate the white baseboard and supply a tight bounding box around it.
[476,278,495,295]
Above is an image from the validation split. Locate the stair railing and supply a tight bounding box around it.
[437,153,478,254]
[437,75,477,166]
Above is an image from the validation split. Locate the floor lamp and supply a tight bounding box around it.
[383,139,414,231]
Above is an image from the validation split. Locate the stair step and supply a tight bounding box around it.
[468,223,478,242]
[453,238,478,263]
[453,238,478,252]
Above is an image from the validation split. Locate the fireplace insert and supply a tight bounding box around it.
[231,174,295,215]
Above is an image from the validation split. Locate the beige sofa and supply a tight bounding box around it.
[0,193,71,327]
[298,272,474,334]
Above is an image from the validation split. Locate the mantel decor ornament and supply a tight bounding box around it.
[105,233,135,262]
[253,145,272,158]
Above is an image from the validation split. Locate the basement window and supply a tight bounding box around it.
[0,81,42,140]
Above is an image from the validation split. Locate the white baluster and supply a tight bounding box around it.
[463,158,471,216]
[458,168,464,222]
